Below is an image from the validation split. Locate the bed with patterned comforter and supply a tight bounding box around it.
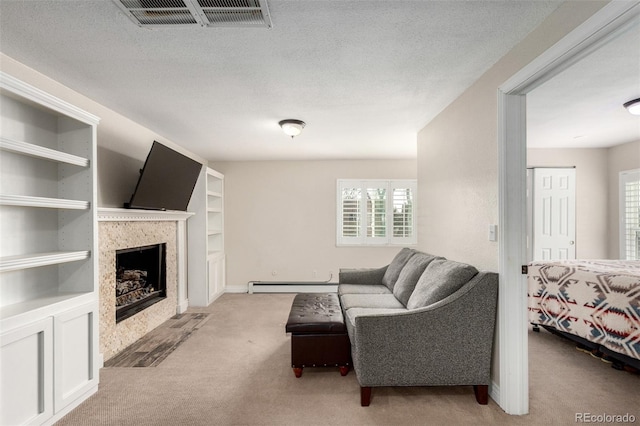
[528,260,640,367]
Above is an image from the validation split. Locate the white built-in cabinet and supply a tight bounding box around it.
[188,167,225,306]
[0,72,99,426]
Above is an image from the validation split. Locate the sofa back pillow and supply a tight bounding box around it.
[406,259,478,309]
[381,247,415,291]
[392,252,440,306]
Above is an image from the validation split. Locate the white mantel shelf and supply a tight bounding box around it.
[98,207,194,222]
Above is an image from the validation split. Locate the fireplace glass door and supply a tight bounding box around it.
[115,243,167,322]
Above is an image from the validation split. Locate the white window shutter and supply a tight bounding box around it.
[363,181,388,245]
[390,181,417,245]
[620,169,640,260]
[337,179,417,246]
[337,181,363,245]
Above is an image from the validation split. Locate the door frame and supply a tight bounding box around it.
[497,0,640,415]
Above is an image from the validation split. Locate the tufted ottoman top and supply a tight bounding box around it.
[285,293,346,334]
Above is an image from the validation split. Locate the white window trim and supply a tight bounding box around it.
[337,179,417,246]
[619,168,640,260]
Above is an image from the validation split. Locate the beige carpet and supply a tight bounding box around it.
[56,293,639,425]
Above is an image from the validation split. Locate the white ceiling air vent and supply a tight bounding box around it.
[113,0,272,28]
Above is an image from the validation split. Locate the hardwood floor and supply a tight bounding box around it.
[104,313,210,368]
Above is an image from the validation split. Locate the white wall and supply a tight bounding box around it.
[0,54,206,208]
[527,148,609,259]
[211,160,416,290]
[608,140,640,258]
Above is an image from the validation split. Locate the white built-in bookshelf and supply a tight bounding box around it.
[207,169,224,256]
[188,167,225,306]
[0,72,100,425]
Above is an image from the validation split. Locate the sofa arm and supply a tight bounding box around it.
[338,266,388,285]
[350,272,498,387]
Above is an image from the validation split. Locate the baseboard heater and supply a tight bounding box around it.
[248,275,337,294]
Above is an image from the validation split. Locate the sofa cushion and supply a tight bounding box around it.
[344,307,407,338]
[338,266,387,285]
[338,284,391,296]
[406,258,479,309]
[392,252,439,306]
[341,293,405,310]
[381,248,415,291]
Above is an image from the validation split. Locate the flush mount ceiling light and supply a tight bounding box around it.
[279,119,306,138]
[623,98,640,115]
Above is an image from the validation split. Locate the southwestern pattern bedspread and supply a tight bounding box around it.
[528,260,640,363]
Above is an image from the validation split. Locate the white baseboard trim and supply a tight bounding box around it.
[248,282,338,294]
[177,299,189,314]
[490,380,500,406]
[208,290,225,303]
[225,284,249,293]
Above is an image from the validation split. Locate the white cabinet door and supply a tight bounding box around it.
[0,317,53,426]
[53,302,98,413]
[207,255,226,304]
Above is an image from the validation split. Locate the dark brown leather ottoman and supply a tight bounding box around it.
[285,293,351,378]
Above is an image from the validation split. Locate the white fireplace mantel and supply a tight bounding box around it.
[98,207,194,314]
[98,207,194,222]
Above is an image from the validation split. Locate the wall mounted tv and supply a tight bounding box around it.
[125,141,202,211]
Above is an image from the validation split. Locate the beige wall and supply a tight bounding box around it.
[528,142,640,260]
[416,1,607,387]
[416,1,607,272]
[0,54,205,208]
[418,1,607,271]
[608,140,640,258]
[211,160,416,289]
[527,148,609,259]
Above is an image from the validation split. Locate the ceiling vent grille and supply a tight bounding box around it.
[113,0,272,28]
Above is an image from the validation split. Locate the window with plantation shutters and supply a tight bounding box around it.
[337,179,417,246]
[620,169,640,260]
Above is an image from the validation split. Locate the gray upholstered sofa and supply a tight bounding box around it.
[338,248,498,406]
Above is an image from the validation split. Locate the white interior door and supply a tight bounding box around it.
[531,168,576,261]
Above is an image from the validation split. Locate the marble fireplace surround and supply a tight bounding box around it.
[98,208,192,362]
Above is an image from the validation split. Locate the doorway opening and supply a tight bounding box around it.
[497,2,640,415]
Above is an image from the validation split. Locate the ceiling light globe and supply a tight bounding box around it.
[279,119,306,138]
[623,98,640,115]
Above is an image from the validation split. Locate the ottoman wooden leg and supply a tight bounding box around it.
[339,365,349,376]
[293,367,303,378]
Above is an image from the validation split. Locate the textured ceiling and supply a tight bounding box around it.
[527,16,640,149]
[2,0,619,162]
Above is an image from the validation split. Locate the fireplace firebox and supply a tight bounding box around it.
[116,243,167,323]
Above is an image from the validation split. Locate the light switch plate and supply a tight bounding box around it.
[489,224,497,241]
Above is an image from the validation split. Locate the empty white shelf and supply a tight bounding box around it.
[0,136,89,167]
[0,291,91,321]
[0,251,90,272]
[0,194,90,209]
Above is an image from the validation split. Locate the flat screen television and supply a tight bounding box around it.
[125,141,202,211]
